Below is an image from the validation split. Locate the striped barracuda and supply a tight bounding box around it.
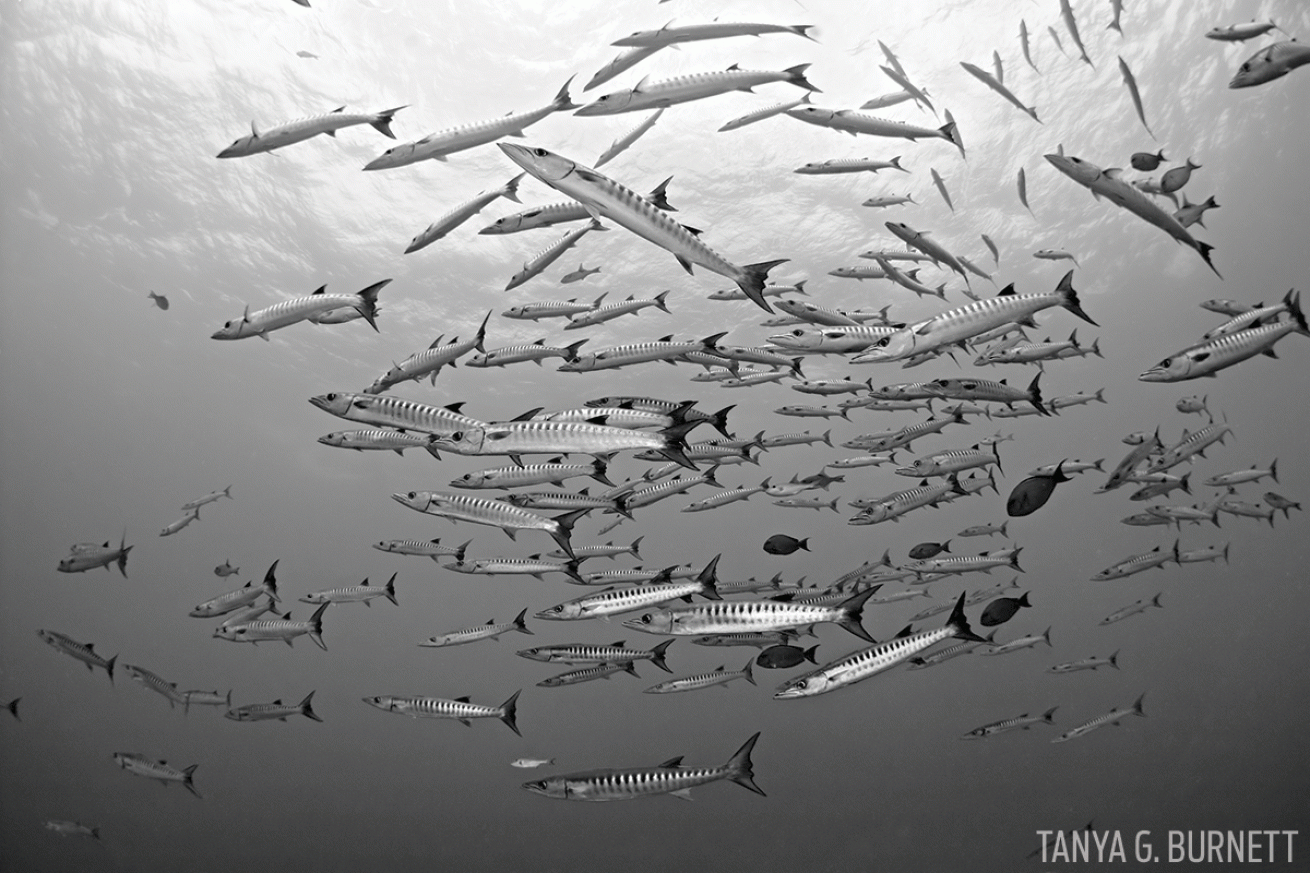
[1203,291,1295,340]
[57,534,133,576]
[538,556,722,620]
[925,374,1048,413]
[960,61,1040,122]
[787,105,964,156]
[577,63,817,116]
[623,587,880,642]
[300,573,398,607]
[546,536,644,561]
[1141,304,1308,382]
[483,178,676,235]
[1090,541,1180,580]
[1146,422,1233,474]
[317,429,439,455]
[980,627,1052,656]
[213,602,329,650]
[430,420,699,470]
[1100,594,1164,625]
[775,593,982,699]
[854,273,1095,363]
[363,691,521,736]
[467,338,588,369]
[1045,153,1219,276]
[454,457,614,490]
[517,639,674,673]
[405,174,524,254]
[961,707,1058,739]
[123,664,185,708]
[906,630,997,668]
[391,491,588,559]
[596,108,664,167]
[38,630,117,682]
[190,562,281,617]
[503,490,629,517]
[226,691,322,723]
[522,733,763,801]
[720,93,813,132]
[905,548,1022,577]
[365,312,491,391]
[212,281,386,340]
[217,105,405,158]
[309,393,487,436]
[795,156,907,174]
[420,609,532,648]
[112,753,201,798]
[1099,430,1163,491]
[683,478,771,512]
[896,443,1003,477]
[871,256,948,300]
[560,333,730,371]
[365,78,575,170]
[1052,695,1146,743]
[538,661,640,687]
[534,403,683,430]
[615,21,815,48]
[565,290,672,328]
[373,538,471,562]
[646,659,755,694]
[446,556,583,583]
[769,324,901,353]
[500,144,786,312]
[775,300,861,327]
[619,470,720,512]
[506,219,607,291]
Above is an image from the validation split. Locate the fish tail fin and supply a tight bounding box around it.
[353,279,389,332]
[1196,242,1222,279]
[369,105,407,139]
[310,602,329,651]
[105,654,118,685]
[499,690,523,736]
[708,404,735,439]
[650,639,675,673]
[300,690,323,722]
[548,509,590,561]
[454,539,473,562]
[821,428,832,447]
[657,421,700,470]
[697,555,723,601]
[1042,706,1059,724]
[384,572,398,606]
[946,591,986,642]
[183,764,202,799]
[6,698,19,721]
[785,63,820,92]
[1055,270,1098,325]
[1026,371,1050,416]
[563,339,588,362]
[938,120,965,158]
[513,608,533,635]
[792,24,818,42]
[474,310,491,352]
[724,732,766,796]
[647,175,676,211]
[836,587,878,642]
[117,545,133,578]
[653,289,673,313]
[590,456,615,487]
[737,260,788,313]
[1132,693,1147,718]
[263,560,282,601]
[552,75,579,111]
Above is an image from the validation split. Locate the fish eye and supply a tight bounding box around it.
[791,329,804,336]
[407,491,417,499]
[451,431,463,440]
[640,614,652,624]
[532,148,548,156]
[876,338,890,347]
[1157,358,1172,368]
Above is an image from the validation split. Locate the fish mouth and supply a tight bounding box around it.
[571,102,613,117]
[496,142,533,167]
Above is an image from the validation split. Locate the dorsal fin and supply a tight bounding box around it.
[311,285,327,296]
[658,756,684,768]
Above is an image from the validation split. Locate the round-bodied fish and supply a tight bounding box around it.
[1006,462,1072,517]
[763,534,809,555]
[979,592,1032,627]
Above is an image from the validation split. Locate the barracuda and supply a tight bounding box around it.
[214,602,329,650]
[180,689,232,711]
[482,178,676,235]
[896,443,1003,478]
[393,491,589,559]
[506,219,607,292]
[1140,305,1308,382]
[577,64,818,116]
[905,548,1022,577]
[925,373,1048,414]
[775,299,860,326]
[543,564,722,622]
[466,339,588,369]
[499,143,786,311]
[614,21,815,48]
[960,61,1040,122]
[1100,594,1164,625]
[300,573,398,607]
[537,661,639,687]
[564,290,671,329]
[523,733,763,801]
[451,458,613,490]
[365,78,575,170]
[586,46,664,92]
[57,534,133,576]
[317,429,438,455]
[309,393,487,436]
[720,94,813,132]
[212,281,386,340]
[854,273,1095,363]
[1099,429,1163,491]
[787,105,963,155]
[559,333,729,372]
[1090,541,1180,580]
[217,105,404,158]
[518,639,675,672]
[623,586,879,642]
[503,294,607,320]
[421,610,532,648]
[547,537,644,562]
[535,405,676,430]
[226,691,322,723]
[1052,695,1146,743]
[405,175,524,254]
[503,490,628,517]
[113,753,201,798]
[39,630,117,682]
[446,556,584,583]
[372,538,471,562]
[962,707,1059,739]
[682,478,771,512]
[1145,422,1233,474]
[619,470,720,513]
[775,592,982,698]
[595,108,664,167]
[795,156,907,175]
[363,691,522,736]
[906,630,997,668]
[190,562,281,617]
[430,420,698,470]
[123,665,185,708]
[646,659,755,694]
[1049,652,1120,673]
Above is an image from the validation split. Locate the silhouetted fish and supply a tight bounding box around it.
[1007,462,1071,516]
[763,534,809,555]
[908,540,950,559]
[980,592,1031,626]
[756,644,819,669]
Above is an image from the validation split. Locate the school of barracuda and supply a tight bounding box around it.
[17,0,1309,852]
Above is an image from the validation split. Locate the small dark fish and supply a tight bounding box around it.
[763,534,809,555]
[296,51,319,59]
[1160,159,1200,194]
[756,644,820,669]
[908,540,951,560]
[1007,461,1071,517]
[1130,150,1166,171]
[147,291,169,310]
[980,592,1031,626]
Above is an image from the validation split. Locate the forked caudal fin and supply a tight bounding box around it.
[353,279,390,332]
[737,260,789,313]
[724,732,766,796]
[1054,270,1097,325]
[548,509,591,561]
[369,106,407,139]
[499,690,523,736]
[945,591,986,642]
